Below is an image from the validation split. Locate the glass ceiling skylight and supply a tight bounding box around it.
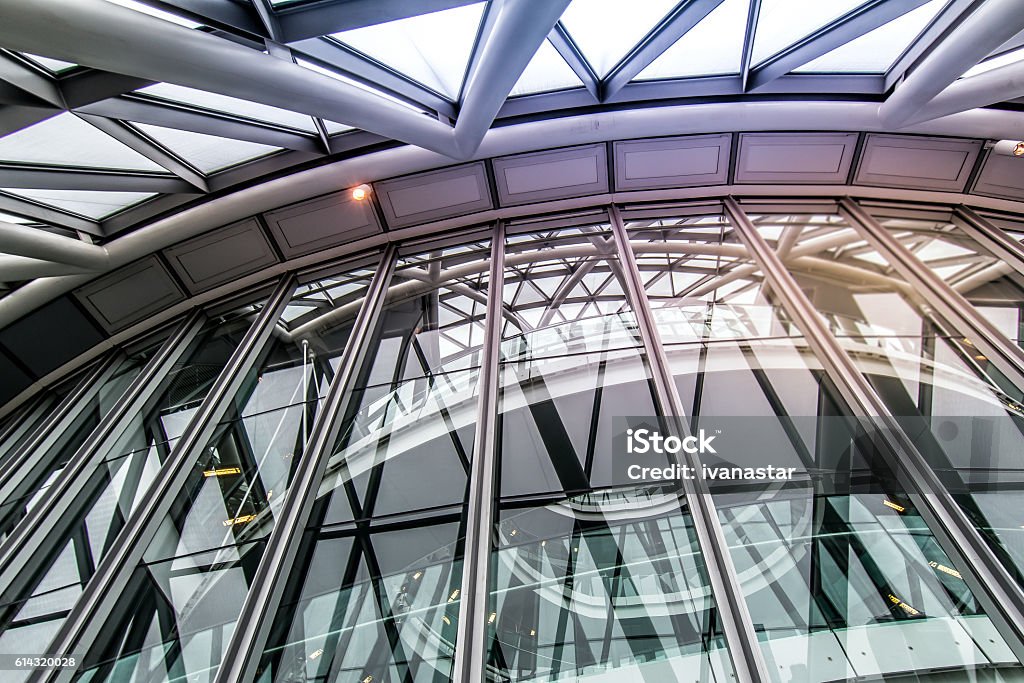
[296,59,430,115]
[0,189,155,219]
[795,0,946,73]
[331,3,486,101]
[637,0,749,80]
[752,0,867,65]
[0,113,164,172]
[132,124,279,173]
[510,39,583,97]
[561,0,679,77]
[137,83,318,132]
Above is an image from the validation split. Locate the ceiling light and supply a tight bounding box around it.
[352,184,371,201]
[993,140,1024,157]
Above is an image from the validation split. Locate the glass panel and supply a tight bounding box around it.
[136,83,317,132]
[331,3,486,100]
[752,0,867,65]
[624,210,800,346]
[754,210,1024,590]
[0,112,164,171]
[75,266,377,682]
[0,393,60,470]
[131,124,279,173]
[796,0,947,73]
[488,222,735,682]
[510,39,584,97]
[561,0,679,77]
[0,336,169,542]
[502,222,642,361]
[637,0,750,80]
[105,0,202,29]
[0,189,155,219]
[259,239,491,681]
[0,298,266,669]
[22,53,77,74]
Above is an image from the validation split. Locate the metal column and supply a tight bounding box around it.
[0,311,206,598]
[216,247,397,683]
[45,279,297,682]
[724,195,1024,665]
[452,222,505,683]
[840,198,1024,390]
[609,205,771,683]
[953,206,1024,280]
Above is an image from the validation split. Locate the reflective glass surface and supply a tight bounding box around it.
[0,298,265,670]
[75,267,376,682]
[259,241,490,681]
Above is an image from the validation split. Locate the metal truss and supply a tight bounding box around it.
[0,0,1014,259]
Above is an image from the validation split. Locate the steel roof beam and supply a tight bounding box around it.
[603,0,726,101]
[76,95,324,153]
[0,165,192,193]
[748,0,930,91]
[292,38,457,119]
[880,0,1024,127]
[77,114,209,192]
[547,22,600,100]
[0,192,101,236]
[0,0,459,157]
[454,0,572,158]
[738,0,762,90]
[0,216,108,268]
[899,57,1024,126]
[0,50,63,107]
[277,0,481,44]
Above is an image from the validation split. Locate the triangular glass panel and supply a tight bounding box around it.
[0,189,155,219]
[752,0,868,66]
[561,0,680,77]
[132,124,279,173]
[510,39,584,96]
[331,3,486,100]
[796,0,947,73]
[637,0,750,79]
[0,113,164,171]
[137,83,317,132]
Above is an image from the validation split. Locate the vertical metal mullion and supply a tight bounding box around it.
[840,198,1024,390]
[452,222,504,683]
[0,311,206,597]
[952,206,1024,280]
[0,353,120,519]
[46,278,297,682]
[608,205,771,683]
[217,247,397,683]
[723,195,1024,665]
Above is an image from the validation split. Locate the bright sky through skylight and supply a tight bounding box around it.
[332,3,485,101]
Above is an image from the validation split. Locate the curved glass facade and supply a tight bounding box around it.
[1,199,1024,683]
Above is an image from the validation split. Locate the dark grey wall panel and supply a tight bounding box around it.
[263,190,382,258]
[0,296,104,377]
[735,133,858,184]
[375,163,492,228]
[0,350,32,404]
[164,218,278,294]
[613,135,730,190]
[74,256,186,334]
[855,135,981,191]
[492,144,609,206]
[974,154,1024,201]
